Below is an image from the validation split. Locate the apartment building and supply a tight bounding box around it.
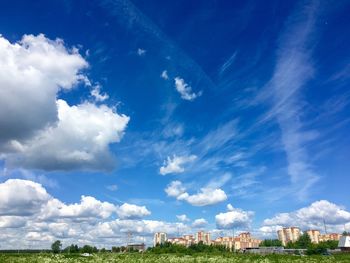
[214,232,261,251]
[319,233,341,242]
[153,232,167,247]
[306,230,320,244]
[277,227,301,246]
[195,231,211,245]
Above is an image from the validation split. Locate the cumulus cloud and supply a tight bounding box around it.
[0,179,158,248]
[165,180,227,206]
[117,203,151,219]
[174,77,202,101]
[6,99,129,171]
[227,204,234,211]
[262,200,350,232]
[0,34,129,172]
[192,218,208,228]
[0,179,202,249]
[215,206,254,229]
[0,34,87,146]
[160,155,197,175]
[176,214,190,222]
[41,195,117,220]
[165,180,187,197]
[0,179,50,216]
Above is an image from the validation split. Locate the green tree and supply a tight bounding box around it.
[297,232,312,248]
[51,240,62,254]
[260,239,283,247]
[81,245,98,254]
[112,246,121,253]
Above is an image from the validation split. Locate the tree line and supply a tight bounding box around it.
[259,233,339,255]
[148,241,230,254]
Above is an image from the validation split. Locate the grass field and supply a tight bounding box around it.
[1,253,350,263]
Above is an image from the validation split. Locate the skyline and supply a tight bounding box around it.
[0,0,350,249]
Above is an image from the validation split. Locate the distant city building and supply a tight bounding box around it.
[196,231,211,245]
[305,230,341,244]
[236,232,261,250]
[183,234,195,246]
[306,230,320,244]
[167,237,188,246]
[277,227,301,246]
[155,231,260,250]
[319,233,341,242]
[213,232,261,251]
[153,232,167,247]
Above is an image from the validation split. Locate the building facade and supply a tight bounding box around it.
[319,233,341,242]
[306,230,320,244]
[195,231,211,245]
[214,232,261,251]
[277,227,301,246]
[153,232,167,247]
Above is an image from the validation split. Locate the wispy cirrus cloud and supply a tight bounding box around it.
[255,1,321,200]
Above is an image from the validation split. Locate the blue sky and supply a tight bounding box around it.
[0,0,350,248]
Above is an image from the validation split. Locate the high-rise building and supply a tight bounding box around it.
[195,231,211,245]
[153,232,167,247]
[277,227,300,246]
[306,230,320,244]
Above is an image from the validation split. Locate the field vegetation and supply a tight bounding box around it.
[1,252,350,263]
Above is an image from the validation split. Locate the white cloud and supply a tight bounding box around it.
[227,204,234,211]
[6,99,129,171]
[176,214,190,222]
[174,77,202,101]
[0,179,50,216]
[165,180,187,197]
[192,218,208,228]
[165,180,227,206]
[0,179,160,248]
[262,200,350,232]
[90,84,109,102]
[0,34,87,147]
[161,70,169,80]
[137,48,146,56]
[41,196,117,220]
[215,206,254,229]
[0,216,26,228]
[255,2,320,199]
[160,155,197,175]
[183,188,227,206]
[117,203,151,219]
[0,34,129,172]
